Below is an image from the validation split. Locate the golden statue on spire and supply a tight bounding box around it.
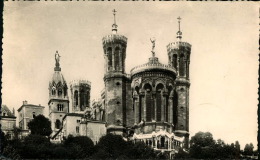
[150,37,156,57]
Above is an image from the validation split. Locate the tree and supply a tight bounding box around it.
[189,132,216,159]
[244,143,254,156]
[28,114,52,137]
[63,135,94,159]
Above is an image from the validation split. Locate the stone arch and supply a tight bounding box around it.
[51,87,56,95]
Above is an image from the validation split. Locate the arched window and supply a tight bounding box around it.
[64,87,67,97]
[156,84,164,121]
[107,47,112,70]
[51,88,56,95]
[172,54,177,69]
[55,119,61,129]
[74,90,78,106]
[179,54,185,76]
[58,88,62,96]
[114,47,120,71]
[173,90,178,129]
[32,112,36,118]
[144,83,152,122]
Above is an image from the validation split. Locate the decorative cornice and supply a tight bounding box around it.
[102,34,127,46]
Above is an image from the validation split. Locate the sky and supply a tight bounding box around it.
[2,2,258,148]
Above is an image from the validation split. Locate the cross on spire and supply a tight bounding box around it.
[177,16,181,32]
[112,9,118,34]
[176,16,182,41]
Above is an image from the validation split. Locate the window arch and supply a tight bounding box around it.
[144,83,152,122]
[179,54,185,76]
[55,119,61,129]
[156,84,164,121]
[114,47,120,71]
[58,88,62,96]
[173,90,178,129]
[172,54,177,69]
[51,88,56,95]
[74,90,78,106]
[107,47,112,69]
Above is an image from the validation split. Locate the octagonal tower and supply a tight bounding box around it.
[102,10,133,135]
[167,17,191,148]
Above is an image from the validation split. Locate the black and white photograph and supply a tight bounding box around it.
[1,1,258,159]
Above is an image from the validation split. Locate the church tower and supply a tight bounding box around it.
[48,51,69,136]
[167,17,191,148]
[102,9,130,135]
[70,80,91,113]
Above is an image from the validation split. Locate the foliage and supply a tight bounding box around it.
[63,135,95,159]
[27,114,52,137]
[92,134,158,159]
[244,143,254,155]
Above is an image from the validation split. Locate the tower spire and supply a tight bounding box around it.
[112,9,118,34]
[176,16,182,41]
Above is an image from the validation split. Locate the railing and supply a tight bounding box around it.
[166,41,191,50]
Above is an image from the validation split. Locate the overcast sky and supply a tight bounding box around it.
[3,2,258,148]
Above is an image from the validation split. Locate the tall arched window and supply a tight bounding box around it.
[114,47,120,71]
[52,88,56,95]
[107,47,112,70]
[179,54,185,77]
[58,88,62,96]
[74,90,78,106]
[55,119,61,129]
[156,84,164,121]
[144,83,152,122]
[173,90,178,129]
[172,54,177,69]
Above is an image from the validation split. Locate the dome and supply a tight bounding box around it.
[130,56,177,76]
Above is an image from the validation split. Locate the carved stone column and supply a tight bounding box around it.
[112,47,115,71]
[152,91,157,121]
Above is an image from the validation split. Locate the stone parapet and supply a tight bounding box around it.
[166,41,191,52]
[102,34,127,46]
[70,79,91,87]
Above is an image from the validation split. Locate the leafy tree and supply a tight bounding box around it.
[124,141,157,159]
[28,114,52,137]
[63,135,94,159]
[244,143,254,156]
[19,135,53,159]
[189,132,215,159]
[92,134,128,159]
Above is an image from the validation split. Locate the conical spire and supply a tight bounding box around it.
[112,9,118,34]
[176,16,182,41]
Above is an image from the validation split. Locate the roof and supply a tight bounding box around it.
[50,71,67,87]
[17,104,45,112]
[1,105,16,118]
[130,56,176,76]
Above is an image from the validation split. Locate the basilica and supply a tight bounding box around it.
[34,11,191,157]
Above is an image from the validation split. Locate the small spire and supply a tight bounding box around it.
[112,9,118,34]
[176,16,182,41]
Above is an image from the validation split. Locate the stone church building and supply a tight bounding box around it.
[48,11,191,157]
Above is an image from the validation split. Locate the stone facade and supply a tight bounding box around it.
[17,101,45,137]
[1,105,16,139]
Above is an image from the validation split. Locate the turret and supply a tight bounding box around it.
[102,9,130,135]
[167,17,191,148]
